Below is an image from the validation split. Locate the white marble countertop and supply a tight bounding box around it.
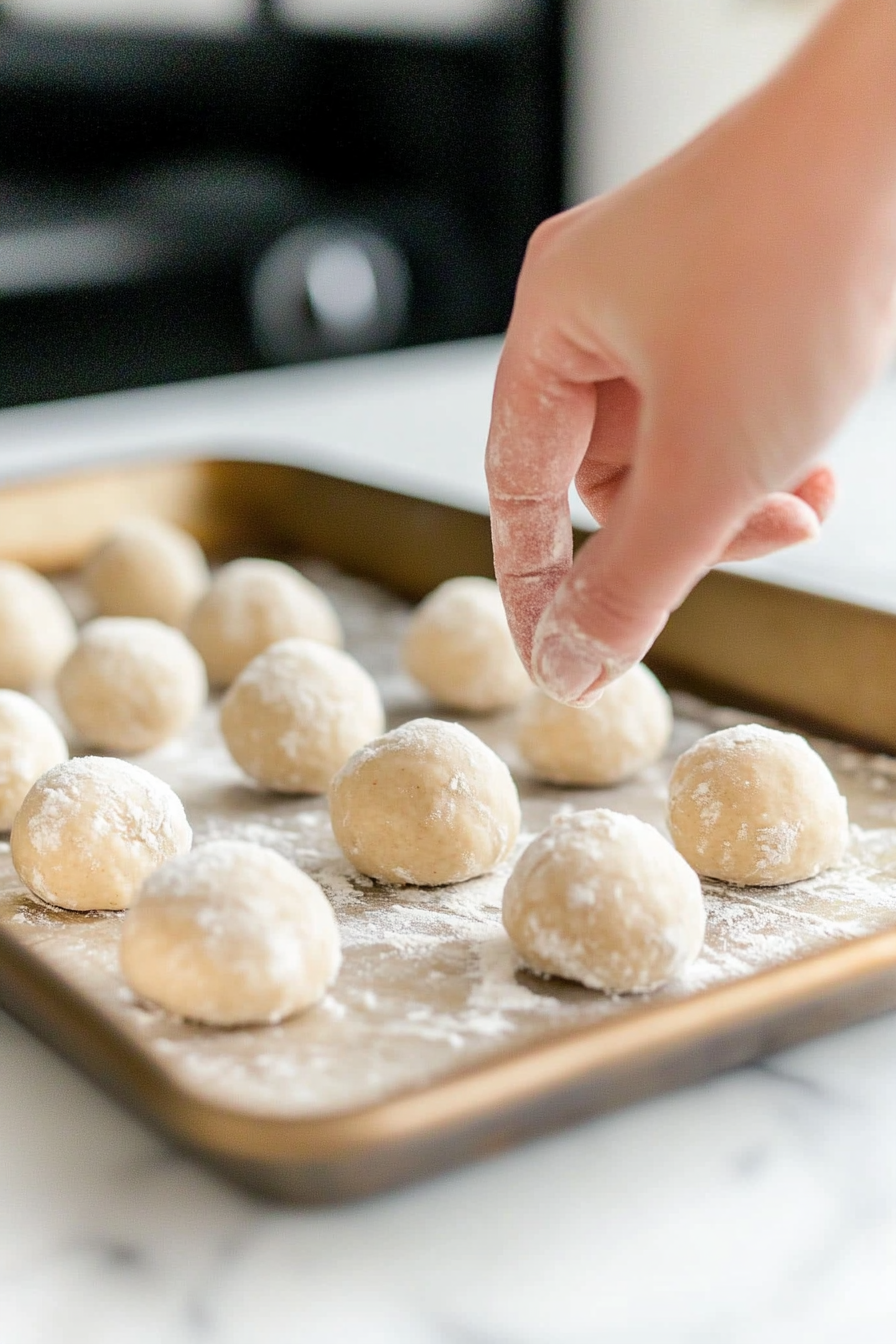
[1,340,896,1343]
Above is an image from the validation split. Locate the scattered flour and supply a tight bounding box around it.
[1,567,896,1117]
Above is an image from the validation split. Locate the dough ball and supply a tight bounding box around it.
[517,663,673,786]
[187,558,342,687]
[0,691,69,831]
[0,561,77,690]
[56,617,207,754]
[668,723,849,886]
[221,638,384,794]
[402,576,531,713]
[120,841,341,1026]
[329,717,520,886]
[83,517,210,627]
[11,756,192,911]
[503,809,705,994]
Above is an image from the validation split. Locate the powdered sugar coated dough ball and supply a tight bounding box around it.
[187,558,342,687]
[0,561,77,690]
[222,638,384,794]
[120,841,341,1026]
[668,724,849,886]
[0,691,69,830]
[57,617,207,754]
[517,663,672,786]
[83,517,210,627]
[503,809,705,994]
[329,717,521,886]
[402,576,531,713]
[11,756,192,911]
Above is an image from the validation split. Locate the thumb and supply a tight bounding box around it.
[531,425,757,705]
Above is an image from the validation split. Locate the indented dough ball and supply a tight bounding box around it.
[503,809,705,994]
[187,558,343,687]
[11,756,192,911]
[221,638,385,794]
[517,663,673,786]
[83,517,210,627]
[0,691,69,831]
[56,617,207,754]
[402,576,531,713]
[668,724,849,886]
[0,561,77,690]
[120,841,341,1026]
[329,717,521,886]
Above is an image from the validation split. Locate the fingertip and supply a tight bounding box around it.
[531,601,641,706]
[794,465,836,523]
[720,494,820,563]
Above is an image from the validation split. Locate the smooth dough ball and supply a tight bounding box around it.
[187,558,342,687]
[221,638,384,794]
[668,723,849,886]
[11,756,192,911]
[517,663,673,786]
[120,841,341,1026]
[329,717,521,886]
[503,809,705,994]
[0,561,77,690]
[0,691,69,831]
[56,617,207,754]
[83,517,210,627]
[402,576,531,713]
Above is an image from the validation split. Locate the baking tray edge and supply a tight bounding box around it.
[1,453,896,1201]
[2,922,896,1201]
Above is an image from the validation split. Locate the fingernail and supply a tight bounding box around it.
[531,600,632,706]
[531,629,606,705]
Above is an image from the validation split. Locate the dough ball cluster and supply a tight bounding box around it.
[188,558,342,687]
[57,617,207,754]
[222,638,384,794]
[668,723,848,886]
[0,691,69,831]
[1,541,854,1027]
[0,560,77,690]
[84,517,210,627]
[329,717,521,886]
[402,576,531,713]
[121,841,341,1026]
[517,663,672,786]
[503,809,705,994]
[12,756,192,911]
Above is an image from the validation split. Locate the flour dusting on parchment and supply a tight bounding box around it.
[2,565,896,1118]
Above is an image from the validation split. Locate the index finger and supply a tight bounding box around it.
[485,339,598,666]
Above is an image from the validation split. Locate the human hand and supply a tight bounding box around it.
[486,0,896,705]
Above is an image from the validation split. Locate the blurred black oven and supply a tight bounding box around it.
[0,2,563,406]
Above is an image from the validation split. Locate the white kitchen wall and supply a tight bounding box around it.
[568,0,835,201]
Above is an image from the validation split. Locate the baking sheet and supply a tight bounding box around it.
[2,560,896,1121]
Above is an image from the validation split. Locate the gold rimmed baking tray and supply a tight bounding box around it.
[0,455,895,1204]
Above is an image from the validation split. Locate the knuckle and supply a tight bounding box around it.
[522,212,566,269]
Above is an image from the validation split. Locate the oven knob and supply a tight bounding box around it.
[249,223,411,363]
